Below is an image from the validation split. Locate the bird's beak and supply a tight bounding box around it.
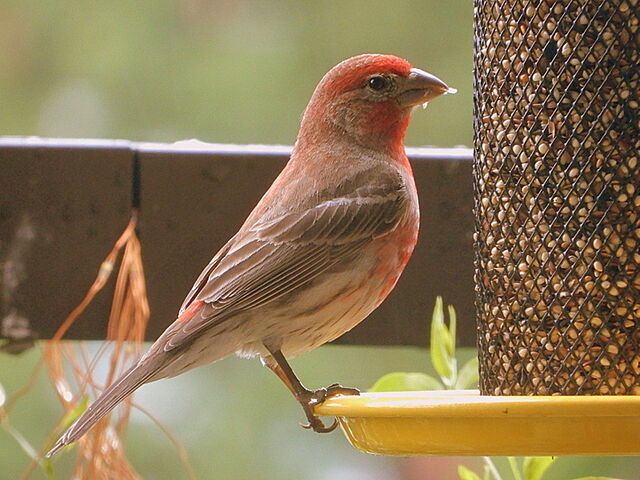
[396,68,457,108]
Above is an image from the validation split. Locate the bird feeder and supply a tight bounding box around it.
[319,0,640,456]
[473,0,639,396]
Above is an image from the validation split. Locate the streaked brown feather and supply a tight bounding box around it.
[179,234,238,315]
[163,168,409,351]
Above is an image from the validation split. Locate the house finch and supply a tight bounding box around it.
[47,54,455,456]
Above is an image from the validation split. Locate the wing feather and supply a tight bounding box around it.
[166,169,409,351]
[178,234,237,315]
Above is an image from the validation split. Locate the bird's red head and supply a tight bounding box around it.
[323,54,413,94]
[297,54,454,154]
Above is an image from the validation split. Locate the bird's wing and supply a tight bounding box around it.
[178,234,238,316]
[163,175,409,351]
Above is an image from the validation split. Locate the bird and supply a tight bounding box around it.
[47,54,455,457]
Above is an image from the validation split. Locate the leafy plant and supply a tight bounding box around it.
[370,296,479,392]
[459,456,623,480]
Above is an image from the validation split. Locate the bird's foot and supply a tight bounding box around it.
[300,415,339,433]
[308,383,361,405]
[299,384,360,433]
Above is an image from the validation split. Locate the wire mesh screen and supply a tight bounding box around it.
[473,0,640,395]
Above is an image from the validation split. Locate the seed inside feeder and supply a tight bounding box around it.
[473,0,640,395]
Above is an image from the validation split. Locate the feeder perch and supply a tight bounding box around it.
[315,390,640,456]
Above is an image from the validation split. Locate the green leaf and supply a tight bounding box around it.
[458,465,482,480]
[508,457,523,480]
[41,457,57,480]
[39,395,91,460]
[59,395,89,430]
[482,466,491,480]
[369,372,443,392]
[430,297,456,387]
[523,457,556,480]
[483,457,504,480]
[455,357,480,389]
[448,305,457,355]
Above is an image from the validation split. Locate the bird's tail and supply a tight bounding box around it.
[46,360,157,457]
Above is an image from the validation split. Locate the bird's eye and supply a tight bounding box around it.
[367,75,389,91]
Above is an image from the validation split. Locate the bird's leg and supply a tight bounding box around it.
[263,347,360,433]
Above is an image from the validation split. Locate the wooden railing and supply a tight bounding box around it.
[0,138,475,348]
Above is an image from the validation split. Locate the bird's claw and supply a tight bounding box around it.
[325,383,361,397]
[300,416,339,433]
[307,384,361,405]
[299,384,359,433]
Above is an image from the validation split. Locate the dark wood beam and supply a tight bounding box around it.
[0,138,474,349]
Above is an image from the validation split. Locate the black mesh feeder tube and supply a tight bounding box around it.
[473,0,639,395]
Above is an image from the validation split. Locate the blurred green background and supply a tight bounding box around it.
[0,1,638,479]
[0,0,471,147]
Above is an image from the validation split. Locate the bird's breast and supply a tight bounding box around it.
[370,207,419,304]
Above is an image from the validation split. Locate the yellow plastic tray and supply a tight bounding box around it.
[315,390,640,456]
